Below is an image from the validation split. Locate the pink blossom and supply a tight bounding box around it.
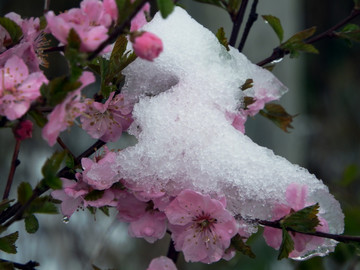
[45,0,116,52]
[128,211,167,243]
[132,32,163,61]
[225,110,246,134]
[130,3,150,31]
[81,148,119,190]
[80,92,133,142]
[115,190,148,222]
[147,256,177,270]
[165,189,238,263]
[14,120,33,140]
[0,13,48,72]
[42,71,95,146]
[0,55,48,120]
[263,183,329,258]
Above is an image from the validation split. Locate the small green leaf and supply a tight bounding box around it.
[65,29,87,82]
[84,190,105,201]
[28,196,59,214]
[340,164,359,186]
[92,264,102,270]
[354,0,360,9]
[42,151,66,189]
[227,0,242,14]
[216,27,230,51]
[99,206,110,216]
[259,103,296,132]
[335,24,360,45]
[0,232,19,254]
[282,203,320,233]
[241,79,254,90]
[28,110,47,128]
[280,27,318,58]
[0,261,15,270]
[25,214,39,234]
[156,0,174,18]
[262,15,284,42]
[0,199,14,213]
[65,154,75,170]
[278,227,294,260]
[17,182,33,205]
[0,17,23,45]
[231,234,256,258]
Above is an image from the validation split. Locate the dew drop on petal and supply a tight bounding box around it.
[63,216,70,224]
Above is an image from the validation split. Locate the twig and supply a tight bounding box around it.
[56,137,75,160]
[257,8,360,66]
[238,0,259,52]
[87,0,149,61]
[3,139,21,200]
[229,0,249,47]
[43,46,65,54]
[258,219,360,243]
[167,240,179,264]
[0,259,39,270]
[0,139,106,226]
[44,0,50,13]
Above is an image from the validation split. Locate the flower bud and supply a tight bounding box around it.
[14,120,33,140]
[131,32,163,61]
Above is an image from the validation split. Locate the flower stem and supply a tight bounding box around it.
[0,259,39,270]
[3,139,21,200]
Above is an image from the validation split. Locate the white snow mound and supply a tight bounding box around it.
[114,7,344,258]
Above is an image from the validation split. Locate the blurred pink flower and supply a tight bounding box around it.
[132,32,163,61]
[81,148,119,190]
[0,55,48,120]
[42,71,95,146]
[147,256,177,270]
[263,183,329,258]
[14,120,33,140]
[130,3,150,31]
[80,92,133,142]
[165,189,238,263]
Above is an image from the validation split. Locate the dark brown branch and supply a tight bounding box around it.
[43,46,65,53]
[238,0,259,52]
[87,0,149,61]
[257,8,360,66]
[3,139,21,200]
[229,0,249,47]
[0,259,39,270]
[167,240,179,264]
[56,137,75,160]
[258,219,360,243]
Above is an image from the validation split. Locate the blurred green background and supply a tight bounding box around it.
[0,0,359,269]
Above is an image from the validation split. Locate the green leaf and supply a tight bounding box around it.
[240,78,253,90]
[259,103,296,132]
[42,151,66,189]
[25,214,39,234]
[65,29,87,82]
[156,0,175,18]
[282,203,320,233]
[230,234,256,258]
[0,261,15,270]
[216,27,230,51]
[340,164,359,186]
[262,15,284,42]
[84,190,105,201]
[0,199,14,213]
[280,27,318,58]
[227,0,242,14]
[28,109,47,128]
[335,24,360,45]
[65,154,75,170]
[0,232,18,254]
[17,182,33,205]
[278,227,294,260]
[28,196,59,214]
[99,206,110,216]
[354,0,360,9]
[0,17,23,46]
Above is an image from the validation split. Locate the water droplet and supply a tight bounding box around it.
[270,57,284,64]
[63,216,70,224]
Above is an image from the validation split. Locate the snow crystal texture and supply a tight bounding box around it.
[114,7,344,258]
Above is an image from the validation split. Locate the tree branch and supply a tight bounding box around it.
[0,259,39,270]
[257,8,360,66]
[3,139,21,200]
[229,0,249,47]
[238,0,259,52]
[258,219,360,243]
